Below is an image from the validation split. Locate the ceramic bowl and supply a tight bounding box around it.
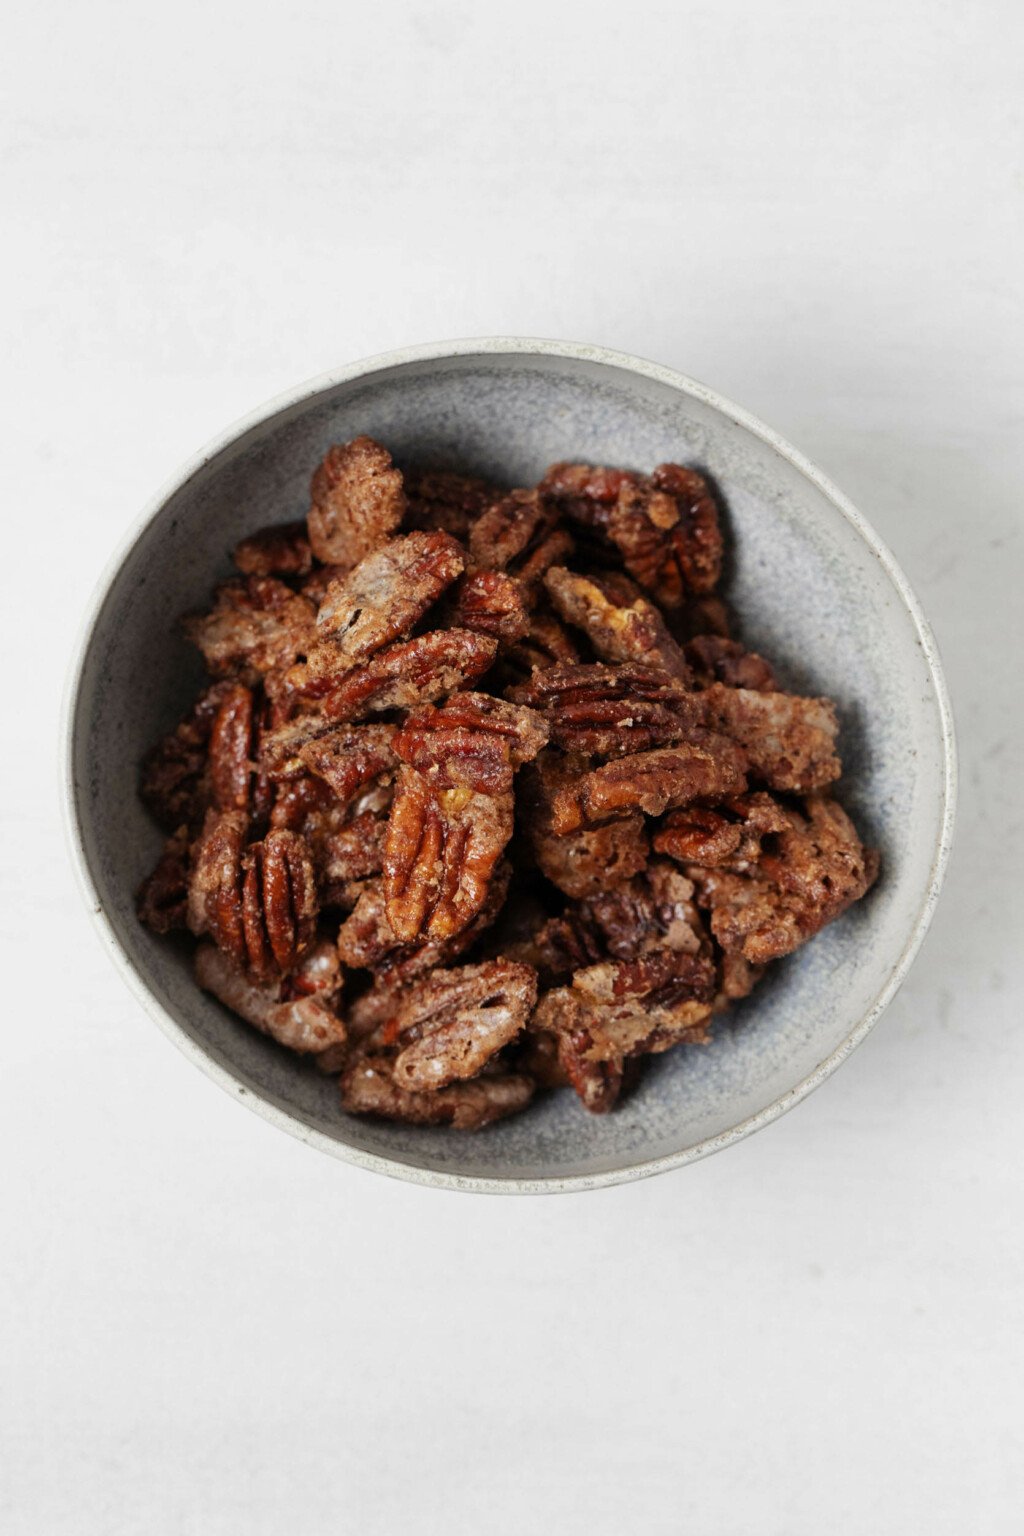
[63,339,956,1193]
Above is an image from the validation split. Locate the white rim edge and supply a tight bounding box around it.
[60,337,958,1195]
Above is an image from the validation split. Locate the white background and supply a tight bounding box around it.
[3,1,1022,1531]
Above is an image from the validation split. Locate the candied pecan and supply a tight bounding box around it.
[445,569,530,644]
[583,860,707,962]
[498,609,581,684]
[403,467,500,538]
[274,781,386,903]
[392,692,549,794]
[685,634,777,692]
[240,829,319,981]
[300,562,349,606]
[306,531,465,676]
[294,629,498,722]
[556,1034,624,1113]
[186,808,249,963]
[515,1027,570,1091]
[548,733,748,832]
[139,682,233,832]
[697,683,840,792]
[338,862,511,980]
[541,460,723,608]
[340,1055,534,1130]
[307,436,406,568]
[195,941,346,1056]
[688,795,878,964]
[383,767,513,943]
[520,753,650,899]
[136,827,191,934]
[184,577,316,684]
[544,567,689,680]
[714,951,764,1011]
[468,488,574,599]
[508,662,702,757]
[379,960,537,1092]
[294,723,398,803]
[208,683,255,812]
[653,792,789,872]
[233,521,312,578]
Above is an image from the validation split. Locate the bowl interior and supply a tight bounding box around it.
[69,346,951,1188]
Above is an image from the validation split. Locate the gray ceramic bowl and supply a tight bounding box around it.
[64,339,956,1193]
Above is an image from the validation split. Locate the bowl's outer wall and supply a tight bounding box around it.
[70,347,952,1188]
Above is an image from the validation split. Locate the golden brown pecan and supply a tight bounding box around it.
[508,662,702,757]
[337,861,510,980]
[340,1054,534,1130]
[184,577,316,684]
[653,791,789,871]
[307,436,406,568]
[541,461,723,608]
[520,753,650,899]
[697,683,841,792]
[685,634,777,692]
[139,682,235,832]
[233,521,313,578]
[292,628,498,722]
[548,733,749,831]
[306,531,465,677]
[544,567,690,680]
[186,808,249,963]
[195,941,346,1057]
[688,795,879,964]
[392,692,549,794]
[555,1033,624,1113]
[240,829,319,981]
[445,569,530,644]
[295,723,398,804]
[208,683,255,812]
[403,467,501,538]
[136,827,191,934]
[468,488,574,599]
[377,960,537,1092]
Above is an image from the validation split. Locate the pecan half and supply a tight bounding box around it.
[520,753,650,899]
[292,628,498,722]
[541,461,723,608]
[296,723,398,804]
[544,567,689,680]
[685,634,777,692]
[498,609,581,685]
[307,436,406,568]
[184,577,316,684]
[233,521,312,578]
[339,1055,534,1130]
[687,795,878,964]
[338,861,511,979]
[306,531,465,676]
[468,488,573,599]
[403,467,500,538]
[653,791,789,871]
[196,941,346,1057]
[392,692,549,794]
[508,662,702,757]
[446,569,530,644]
[697,683,841,793]
[548,733,748,831]
[378,960,538,1092]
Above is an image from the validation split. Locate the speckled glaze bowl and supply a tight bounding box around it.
[64,340,956,1192]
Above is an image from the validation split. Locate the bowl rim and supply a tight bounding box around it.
[61,336,958,1195]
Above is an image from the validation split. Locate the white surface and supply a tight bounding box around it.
[2,1,1021,1530]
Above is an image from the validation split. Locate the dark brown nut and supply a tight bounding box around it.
[340,1055,534,1131]
[338,860,511,980]
[684,634,777,692]
[536,946,716,1065]
[378,960,538,1092]
[295,723,398,804]
[688,795,879,964]
[556,1033,623,1113]
[468,488,574,599]
[502,908,606,985]
[307,436,406,568]
[136,827,191,934]
[240,829,319,981]
[697,683,841,792]
[674,594,734,641]
[184,577,316,684]
[544,567,690,680]
[273,776,387,902]
[514,1027,571,1091]
[508,662,702,757]
[383,766,513,943]
[653,791,789,871]
[581,859,707,962]
[548,732,748,832]
[293,629,498,722]
[541,460,723,609]
[520,754,650,899]
[403,467,501,538]
[233,521,313,577]
[186,808,249,963]
[392,692,549,794]
[307,531,465,675]
[195,942,347,1056]
[498,609,581,684]
[446,569,530,644]
[139,682,234,832]
[208,683,255,812]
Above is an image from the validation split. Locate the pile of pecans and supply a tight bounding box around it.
[137,437,878,1130]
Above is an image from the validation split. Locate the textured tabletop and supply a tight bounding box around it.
[3,1,1021,1531]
